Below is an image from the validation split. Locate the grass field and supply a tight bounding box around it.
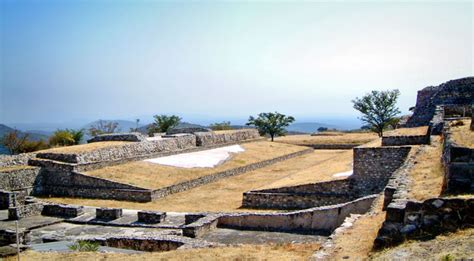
[83,141,308,190]
[274,132,378,146]
[6,243,321,261]
[407,136,444,201]
[39,141,130,154]
[450,119,474,148]
[383,126,429,136]
[45,149,353,212]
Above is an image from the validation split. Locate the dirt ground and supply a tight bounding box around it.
[450,119,474,148]
[8,243,321,261]
[39,141,130,154]
[383,126,429,136]
[274,132,378,146]
[406,136,444,201]
[45,149,352,212]
[83,141,308,189]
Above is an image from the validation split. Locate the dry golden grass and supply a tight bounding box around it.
[83,141,307,189]
[45,150,351,212]
[370,228,474,260]
[6,243,321,261]
[407,137,444,201]
[39,141,131,154]
[325,196,386,260]
[384,126,429,136]
[450,119,474,148]
[0,165,35,172]
[274,132,378,146]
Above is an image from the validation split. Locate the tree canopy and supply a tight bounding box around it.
[148,115,181,136]
[246,112,295,141]
[352,89,401,137]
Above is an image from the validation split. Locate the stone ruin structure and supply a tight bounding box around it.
[0,77,472,256]
[405,77,473,130]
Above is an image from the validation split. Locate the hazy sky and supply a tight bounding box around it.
[0,0,472,126]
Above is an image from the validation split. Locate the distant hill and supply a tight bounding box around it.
[0,124,50,141]
[137,122,206,134]
[0,124,50,155]
[286,122,337,134]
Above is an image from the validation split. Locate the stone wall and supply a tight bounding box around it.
[167,127,211,135]
[374,196,474,249]
[442,128,474,194]
[430,106,445,135]
[381,135,430,146]
[36,134,197,164]
[242,180,355,209]
[218,195,377,234]
[87,132,147,143]
[41,204,84,218]
[194,129,260,147]
[0,153,36,168]
[8,202,44,220]
[406,77,474,127]
[0,167,41,191]
[242,147,411,210]
[352,147,411,194]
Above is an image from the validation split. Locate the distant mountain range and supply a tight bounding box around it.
[0,124,50,141]
[286,122,337,134]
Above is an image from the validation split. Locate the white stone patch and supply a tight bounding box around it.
[332,170,353,178]
[144,145,245,168]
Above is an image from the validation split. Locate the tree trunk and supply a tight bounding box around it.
[270,134,274,142]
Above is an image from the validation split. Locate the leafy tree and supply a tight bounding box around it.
[1,130,49,154]
[352,89,401,137]
[67,129,84,145]
[17,140,49,153]
[246,112,295,141]
[209,121,232,131]
[1,130,30,154]
[148,115,181,136]
[88,120,119,137]
[49,130,75,146]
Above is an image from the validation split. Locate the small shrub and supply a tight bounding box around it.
[68,240,100,252]
[210,121,232,131]
[49,130,75,147]
[440,254,454,261]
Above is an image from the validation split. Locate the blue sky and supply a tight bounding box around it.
[0,0,472,126]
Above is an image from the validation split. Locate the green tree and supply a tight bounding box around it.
[209,121,232,131]
[67,129,84,145]
[88,120,119,137]
[49,130,75,147]
[246,112,295,141]
[148,115,181,136]
[352,89,401,137]
[1,130,30,154]
[1,130,49,154]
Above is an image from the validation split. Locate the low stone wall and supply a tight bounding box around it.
[381,135,430,146]
[242,180,355,209]
[42,204,84,218]
[137,211,166,224]
[8,202,44,220]
[151,148,313,200]
[0,229,29,246]
[442,128,474,194]
[0,167,41,191]
[183,214,221,238]
[0,153,36,168]
[167,127,211,135]
[87,132,147,143]
[194,129,260,147]
[218,195,377,234]
[242,146,411,210]
[374,196,474,249]
[352,146,411,194]
[36,135,197,164]
[96,208,123,220]
[288,144,360,150]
